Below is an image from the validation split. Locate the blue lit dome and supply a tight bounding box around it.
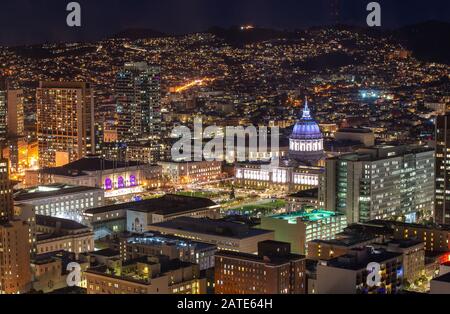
[290,101,323,140]
[289,99,324,164]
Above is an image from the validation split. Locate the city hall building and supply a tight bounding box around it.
[235,100,324,192]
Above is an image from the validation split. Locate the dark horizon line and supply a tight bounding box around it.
[2,19,448,48]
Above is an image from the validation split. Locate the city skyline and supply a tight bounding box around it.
[0,0,450,299]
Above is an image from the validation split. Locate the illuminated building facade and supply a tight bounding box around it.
[215,241,306,294]
[234,99,324,192]
[0,157,13,221]
[27,155,160,198]
[259,210,347,255]
[316,247,403,294]
[85,256,206,294]
[325,145,435,224]
[14,184,104,222]
[159,160,222,185]
[36,82,95,168]
[0,219,32,294]
[35,215,94,257]
[435,114,450,224]
[119,233,216,271]
[289,99,324,165]
[115,62,161,141]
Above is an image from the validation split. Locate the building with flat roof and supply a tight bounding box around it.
[35,215,94,257]
[0,219,32,294]
[215,240,306,294]
[83,194,220,238]
[117,233,217,271]
[307,233,380,261]
[85,255,205,294]
[324,145,435,223]
[316,247,403,294]
[335,127,375,147]
[259,209,347,255]
[24,155,161,198]
[159,160,223,185]
[147,216,275,254]
[14,183,104,222]
[286,188,321,212]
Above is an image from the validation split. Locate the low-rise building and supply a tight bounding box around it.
[215,241,306,294]
[14,183,104,222]
[148,216,275,254]
[85,255,206,294]
[259,209,347,255]
[35,215,94,257]
[316,247,403,294]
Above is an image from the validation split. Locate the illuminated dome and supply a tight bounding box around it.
[289,98,324,164]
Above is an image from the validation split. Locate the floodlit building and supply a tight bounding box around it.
[14,183,104,222]
[36,82,95,168]
[316,247,403,294]
[234,99,324,192]
[118,233,217,271]
[25,155,161,198]
[259,209,347,255]
[85,255,206,294]
[324,145,435,223]
[215,241,306,294]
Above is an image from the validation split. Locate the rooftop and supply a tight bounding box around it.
[42,155,143,176]
[84,194,218,215]
[14,183,102,201]
[150,216,273,239]
[271,209,345,224]
[36,215,90,230]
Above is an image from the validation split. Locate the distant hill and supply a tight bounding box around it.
[393,21,450,64]
[112,28,167,40]
[207,26,301,47]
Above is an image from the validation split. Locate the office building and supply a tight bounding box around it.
[234,100,324,192]
[325,145,435,223]
[215,241,306,294]
[436,114,450,224]
[0,219,32,294]
[148,216,275,254]
[7,89,24,136]
[36,81,95,168]
[118,233,216,270]
[316,247,403,294]
[115,62,161,141]
[159,160,222,185]
[0,157,13,221]
[259,209,347,255]
[35,215,94,257]
[25,155,161,197]
[83,194,220,237]
[14,183,104,222]
[85,255,205,294]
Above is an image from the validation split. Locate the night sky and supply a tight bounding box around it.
[1,0,449,46]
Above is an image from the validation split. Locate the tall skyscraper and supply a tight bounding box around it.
[435,114,450,224]
[36,82,95,168]
[325,145,435,224]
[0,156,13,222]
[7,89,25,136]
[0,78,7,144]
[0,153,32,294]
[115,62,161,142]
[0,219,32,294]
